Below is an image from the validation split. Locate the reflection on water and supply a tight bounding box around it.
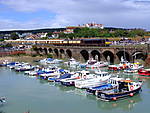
[54,83,75,92]
[0,111,5,113]
[96,95,142,111]
[85,93,142,111]
[1,64,150,113]
[37,79,48,84]
[52,81,143,112]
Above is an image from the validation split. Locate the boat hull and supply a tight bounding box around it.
[138,69,150,76]
[97,87,142,101]
[60,81,75,86]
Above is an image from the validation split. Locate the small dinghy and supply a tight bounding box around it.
[0,97,6,103]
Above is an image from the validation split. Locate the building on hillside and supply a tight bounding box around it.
[18,33,32,38]
[64,22,104,34]
[51,31,60,38]
[64,27,80,34]
[24,34,39,40]
[39,33,47,38]
[82,22,104,29]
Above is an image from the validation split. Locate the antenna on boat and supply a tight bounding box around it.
[123,38,127,61]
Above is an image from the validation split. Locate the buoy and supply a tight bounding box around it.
[83,75,86,79]
[112,97,117,101]
[130,93,134,96]
[130,85,134,90]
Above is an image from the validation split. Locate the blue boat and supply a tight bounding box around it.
[96,80,143,101]
[60,80,75,86]
[86,77,124,95]
[86,83,113,95]
[55,73,72,82]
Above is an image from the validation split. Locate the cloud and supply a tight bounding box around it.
[0,18,51,31]
[0,0,150,30]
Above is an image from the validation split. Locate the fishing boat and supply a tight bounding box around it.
[96,79,143,101]
[86,77,124,95]
[124,62,143,73]
[108,56,131,71]
[138,68,150,76]
[108,60,130,71]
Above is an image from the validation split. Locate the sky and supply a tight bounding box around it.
[0,0,150,31]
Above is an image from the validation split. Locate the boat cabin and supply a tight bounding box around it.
[117,80,140,92]
[94,71,110,78]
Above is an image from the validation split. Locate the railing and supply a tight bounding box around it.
[11,42,148,50]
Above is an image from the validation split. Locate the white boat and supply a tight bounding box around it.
[7,62,21,69]
[86,58,108,69]
[108,60,131,71]
[39,58,54,64]
[24,67,40,76]
[75,71,111,89]
[124,69,138,73]
[40,72,60,78]
[96,79,143,101]
[0,97,6,103]
[14,64,34,71]
[60,70,94,86]
[85,76,124,95]
[124,62,143,73]
[64,58,80,66]
[47,59,63,64]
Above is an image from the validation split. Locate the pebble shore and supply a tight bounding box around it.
[0,55,45,63]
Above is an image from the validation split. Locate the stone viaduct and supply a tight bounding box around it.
[7,39,149,64]
[33,45,148,64]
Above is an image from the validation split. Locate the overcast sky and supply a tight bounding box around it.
[0,0,150,31]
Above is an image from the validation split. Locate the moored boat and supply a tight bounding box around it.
[60,70,93,86]
[138,68,150,76]
[96,79,143,101]
[108,60,130,71]
[0,97,6,104]
[86,76,124,95]
[124,62,143,73]
[64,58,80,67]
[86,58,108,69]
[75,71,111,89]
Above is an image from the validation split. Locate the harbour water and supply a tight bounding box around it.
[0,66,150,113]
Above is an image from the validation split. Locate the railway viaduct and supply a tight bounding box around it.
[27,44,148,64]
[8,39,149,64]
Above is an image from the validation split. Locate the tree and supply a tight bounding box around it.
[73,28,81,33]
[42,37,49,40]
[10,32,19,40]
[46,32,53,37]
[0,34,4,41]
[59,32,67,38]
